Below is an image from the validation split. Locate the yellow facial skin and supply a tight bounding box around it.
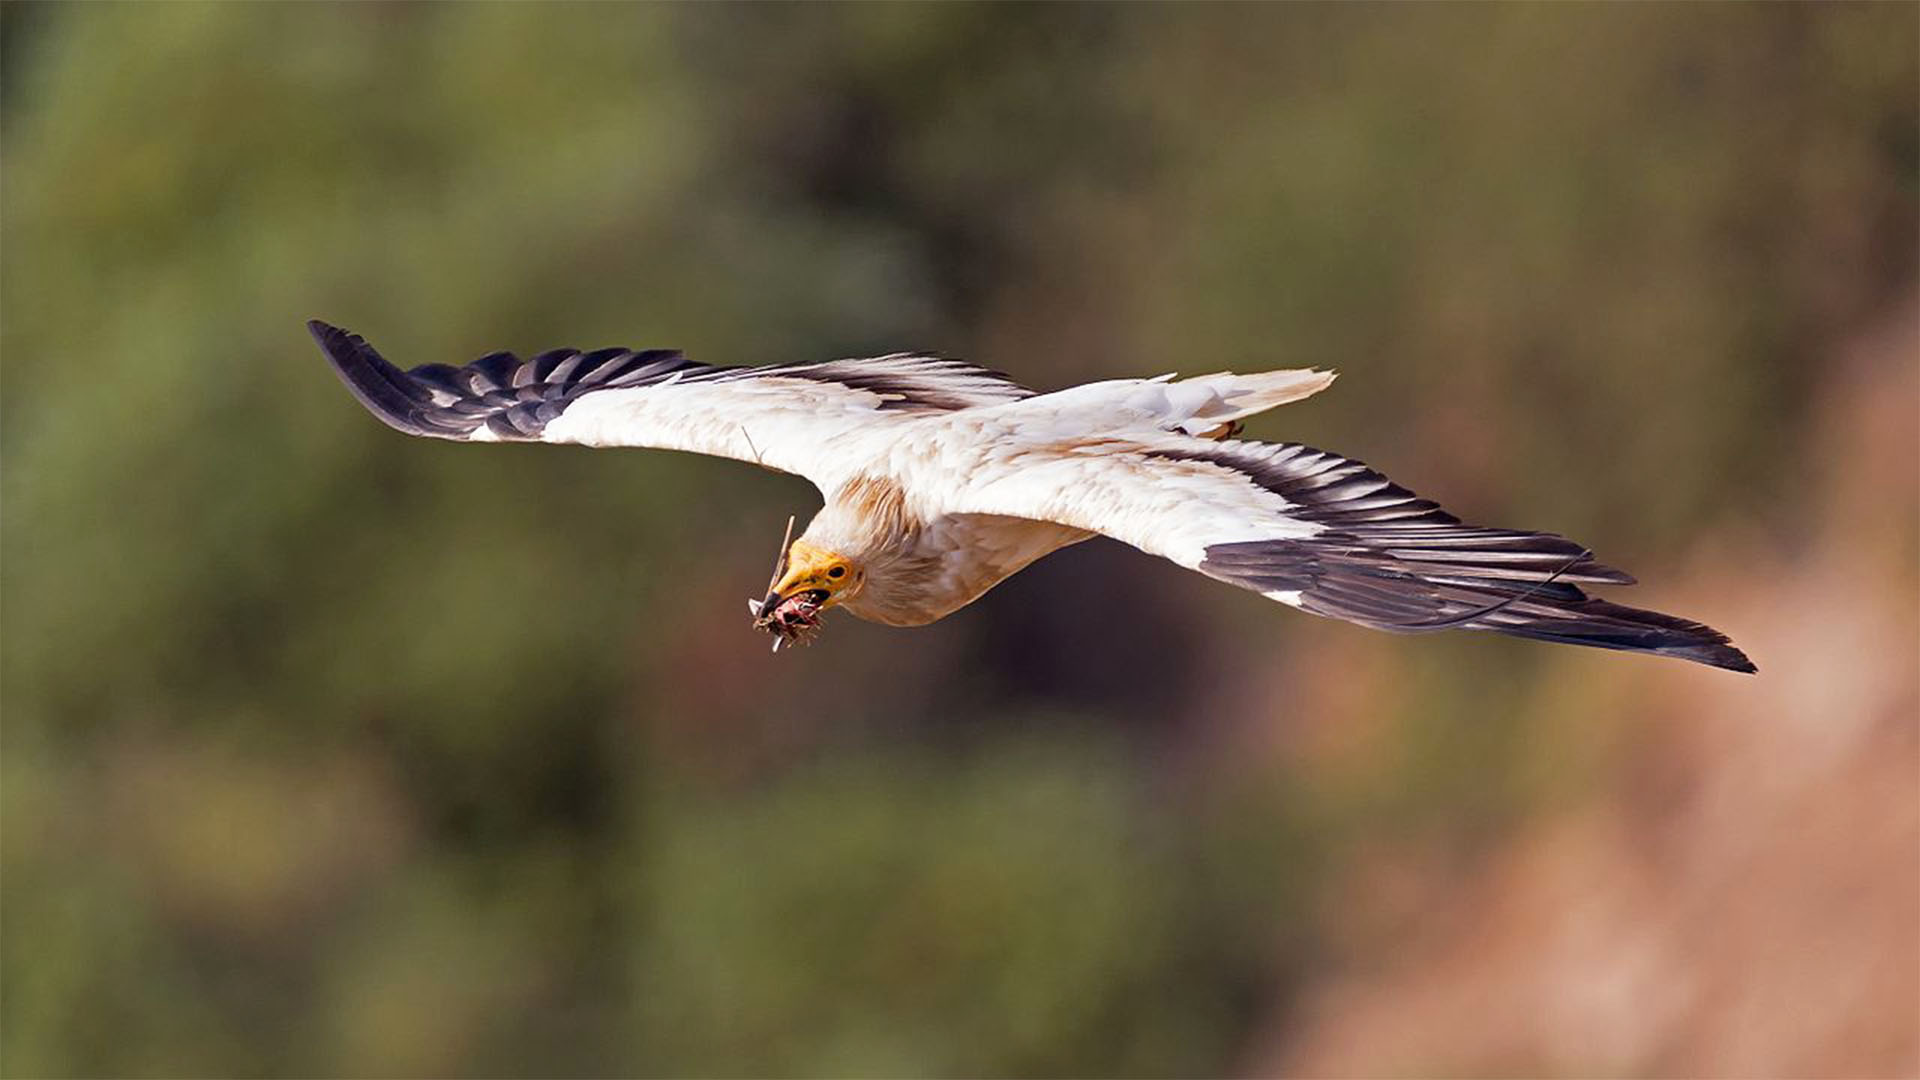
[766,540,859,610]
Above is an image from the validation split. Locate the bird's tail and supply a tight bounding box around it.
[1167,370,1338,438]
[1052,369,1338,439]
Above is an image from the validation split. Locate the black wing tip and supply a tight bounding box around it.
[1490,607,1757,674]
[307,318,361,360]
[1504,619,1757,673]
[306,317,366,370]
[1727,646,1758,673]
[1551,599,1757,674]
[1201,536,1757,674]
[1653,630,1756,674]
[1591,565,1638,586]
[1479,609,1757,674]
[306,318,449,438]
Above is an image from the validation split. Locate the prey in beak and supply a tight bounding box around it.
[749,517,858,652]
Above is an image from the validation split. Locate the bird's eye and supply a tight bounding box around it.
[828,566,846,579]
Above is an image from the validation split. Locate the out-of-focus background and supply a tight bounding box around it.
[3,4,1915,1077]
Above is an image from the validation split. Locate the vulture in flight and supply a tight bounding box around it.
[309,320,1753,672]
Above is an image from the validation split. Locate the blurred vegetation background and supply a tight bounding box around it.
[2,4,1915,1077]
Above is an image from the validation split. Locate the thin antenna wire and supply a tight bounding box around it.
[1389,548,1593,632]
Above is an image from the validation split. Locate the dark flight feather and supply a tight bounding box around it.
[1168,441,1755,672]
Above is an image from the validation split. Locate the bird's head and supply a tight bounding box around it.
[751,536,863,651]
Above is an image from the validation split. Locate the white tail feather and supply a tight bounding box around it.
[1164,369,1337,435]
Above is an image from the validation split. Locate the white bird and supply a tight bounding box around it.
[309,320,1753,672]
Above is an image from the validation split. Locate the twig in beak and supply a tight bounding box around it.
[758,514,796,620]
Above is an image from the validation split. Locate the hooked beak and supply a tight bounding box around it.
[766,541,850,608]
[749,521,851,653]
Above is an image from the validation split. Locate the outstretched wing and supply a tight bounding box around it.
[308,320,1031,484]
[937,427,1754,672]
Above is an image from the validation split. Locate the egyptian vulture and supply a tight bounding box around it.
[308,320,1754,672]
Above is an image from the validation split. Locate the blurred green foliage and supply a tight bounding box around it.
[2,3,1913,1076]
